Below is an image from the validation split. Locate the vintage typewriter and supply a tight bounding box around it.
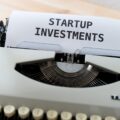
[0,11,120,120]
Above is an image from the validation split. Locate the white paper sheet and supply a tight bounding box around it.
[5,11,120,57]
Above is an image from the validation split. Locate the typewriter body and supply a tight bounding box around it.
[0,11,120,119]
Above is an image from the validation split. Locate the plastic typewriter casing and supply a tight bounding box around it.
[0,20,120,118]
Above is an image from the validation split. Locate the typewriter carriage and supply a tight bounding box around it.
[0,19,120,88]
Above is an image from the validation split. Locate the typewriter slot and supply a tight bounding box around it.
[15,58,120,87]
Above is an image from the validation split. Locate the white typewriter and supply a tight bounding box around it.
[0,11,120,120]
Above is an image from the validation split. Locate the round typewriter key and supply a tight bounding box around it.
[32,108,44,120]
[4,105,16,118]
[76,113,87,120]
[47,110,58,120]
[61,111,72,120]
[18,106,30,119]
[90,115,102,120]
[105,116,116,120]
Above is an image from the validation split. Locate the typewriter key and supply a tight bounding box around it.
[32,108,44,120]
[105,116,116,120]
[61,111,72,120]
[90,115,102,120]
[18,106,30,119]
[4,105,16,119]
[75,113,87,120]
[47,110,58,120]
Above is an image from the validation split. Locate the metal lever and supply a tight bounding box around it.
[55,53,85,64]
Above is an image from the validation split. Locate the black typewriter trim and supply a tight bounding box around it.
[0,21,6,47]
[15,59,120,88]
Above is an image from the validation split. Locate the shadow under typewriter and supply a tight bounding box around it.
[15,58,120,87]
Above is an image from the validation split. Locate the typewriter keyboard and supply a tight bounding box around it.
[0,105,117,120]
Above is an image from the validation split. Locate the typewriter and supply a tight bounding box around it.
[0,11,120,120]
